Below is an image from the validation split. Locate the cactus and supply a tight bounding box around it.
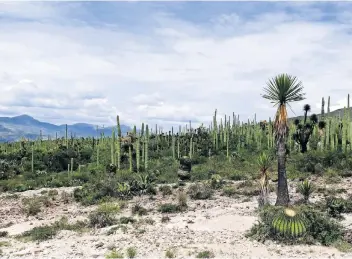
[272,208,307,238]
[65,124,68,149]
[116,115,121,170]
[31,144,34,174]
[111,130,115,165]
[129,145,132,173]
[145,125,149,170]
[136,134,140,172]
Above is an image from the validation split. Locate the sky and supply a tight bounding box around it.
[0,1,351,129]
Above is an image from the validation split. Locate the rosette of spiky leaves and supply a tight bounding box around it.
[297,179,314,203]
[271,207,307,238]
[257,152,272,205]
[318,121,326,130]
[326,197,345,219]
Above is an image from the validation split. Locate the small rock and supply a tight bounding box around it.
[95,242,104,248]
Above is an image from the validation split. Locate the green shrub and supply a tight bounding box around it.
[159,185,173,196]
[177,191,188,208]
[161,215,170,223]
[187,183,213,200]
[119,217,136,225]
[126,247,137,258]
[48,189,59,196]
[158,203,181,213]
[165,249,176,258]
[131,204,148,216]
[105,249,124,258]
[0,231,8,237]
[228,170,247,181]
[222,185,238,197]
[20,225,57,241]
[22,197,42,216]
[88,203,120,228]
[196,250,215,258]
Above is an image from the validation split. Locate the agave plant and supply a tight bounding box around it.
[297,179,314,203]
[326,197,345,219]
[272,207,307,238]
[257,152,272,207]
[116,182,131,199]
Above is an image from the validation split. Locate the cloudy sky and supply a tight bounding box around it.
[0,1,351,129]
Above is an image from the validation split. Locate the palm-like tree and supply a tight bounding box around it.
[262,74,306,206]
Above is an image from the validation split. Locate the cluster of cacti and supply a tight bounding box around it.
[0,94,350,175]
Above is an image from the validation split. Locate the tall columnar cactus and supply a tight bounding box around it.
[155,124,158,152]
[172,132,176,160]
[213,109,218,150]
[177,134,180,159]
[71,158,74,173]
[31,144,34,174]
[141,123,145,163]
[328,96,331,113]
[65,124,68,149]
[145,125,149,170]
[136,133,140,172]
[111,129,116,165]
[321,97,325,118]
[116,115,122,170]
[129,145,132,172]
[96,141,100,166]
[189,135,193,159]
[348,94,350,109]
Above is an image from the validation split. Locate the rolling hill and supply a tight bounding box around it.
[0,114,131,142]
[290,107,352,122]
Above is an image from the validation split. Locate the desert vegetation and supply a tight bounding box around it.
[0,74,352,258]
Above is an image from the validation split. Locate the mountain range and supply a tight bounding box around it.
[290,107,352,122]
[0,115,131,142]
[0,107,351,142]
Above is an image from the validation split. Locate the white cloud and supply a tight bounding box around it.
[0,2,351,130]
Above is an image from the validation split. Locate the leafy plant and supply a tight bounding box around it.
[297,179,315,203]
[257,152,272,207]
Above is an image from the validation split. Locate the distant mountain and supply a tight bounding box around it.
[290,107,352,121]
[0,114,131,142]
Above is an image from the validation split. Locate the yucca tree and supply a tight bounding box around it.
[262,74,306,206]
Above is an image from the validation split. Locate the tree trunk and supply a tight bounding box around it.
[275,138,290,206]
[300,142,308,153]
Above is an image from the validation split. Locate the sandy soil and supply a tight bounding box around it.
[1,179,352,259]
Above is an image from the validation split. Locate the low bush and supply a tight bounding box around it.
[159,185,173,196]
[187,183,213,200]
[88,203,120,228]
[131,204,148,216]
[18,217,87,242]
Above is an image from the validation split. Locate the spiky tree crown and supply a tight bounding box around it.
[262,74,306,140]
[303,104,311,112]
